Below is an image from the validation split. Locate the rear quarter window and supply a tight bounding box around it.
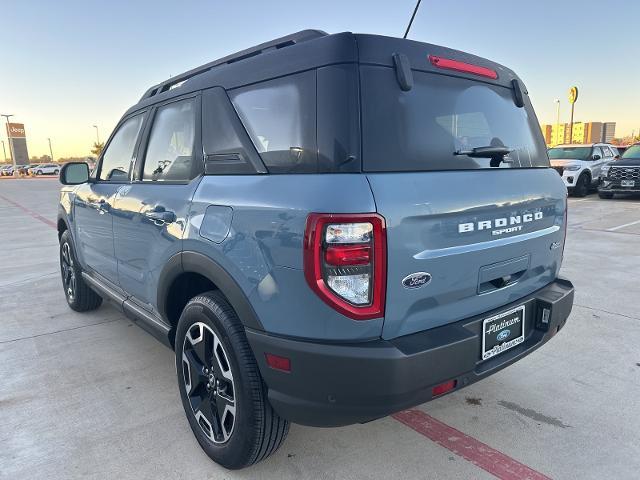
[360,66,548,172]
[229,71,317,173]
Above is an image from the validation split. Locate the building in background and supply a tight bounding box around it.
[541,121,617,146]
[5,123,30,165]
[540,124,552,144]
[602,122,616,143]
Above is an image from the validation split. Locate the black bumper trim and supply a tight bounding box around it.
[246,278,574,427]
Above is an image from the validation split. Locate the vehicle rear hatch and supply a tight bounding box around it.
[356,36,567,339]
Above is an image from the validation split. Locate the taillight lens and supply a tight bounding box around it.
[304,213,386,320]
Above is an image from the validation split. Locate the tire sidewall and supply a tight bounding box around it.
[175,295,262,469]
[59,230,80,309]
[575,174,589,197]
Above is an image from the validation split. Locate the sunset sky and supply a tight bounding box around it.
[3,0,639,159]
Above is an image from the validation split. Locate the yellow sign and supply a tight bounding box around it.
[568,86,579,104]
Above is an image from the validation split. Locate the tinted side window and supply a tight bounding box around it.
[230,71,317,173]
[603,147,613,158]
[99,115,144,181]
[592,147,604,159]
[143,98,196,182]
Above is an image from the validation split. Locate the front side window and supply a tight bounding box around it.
[99,114,144,181]
[230,71,317,173]
[143,98,196,182]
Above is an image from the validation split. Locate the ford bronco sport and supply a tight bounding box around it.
[57,30,574,469]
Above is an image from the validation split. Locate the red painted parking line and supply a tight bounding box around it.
[393,410,551,480]
[0,194,57,229]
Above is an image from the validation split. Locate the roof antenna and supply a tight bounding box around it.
[403,0,422,39]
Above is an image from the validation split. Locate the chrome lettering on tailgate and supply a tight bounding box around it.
[458,211,543,237]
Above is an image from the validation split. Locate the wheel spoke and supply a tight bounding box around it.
[182,322,236,444]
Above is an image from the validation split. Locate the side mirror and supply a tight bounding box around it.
[60,162,90,185]
[592,154,601,161]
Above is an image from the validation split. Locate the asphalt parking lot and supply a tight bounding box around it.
[1,178,639,480]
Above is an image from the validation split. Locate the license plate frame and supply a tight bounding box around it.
[621,180,635,187]
[481,305,526,361]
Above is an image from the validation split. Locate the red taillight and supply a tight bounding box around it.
[432,379,457,397]
[304,213,386,320]
[265,353,291,372]
[428,55,498,79]
[325,245,371,266]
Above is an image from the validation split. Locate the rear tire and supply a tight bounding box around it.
[598,192,614,199]
[175,291,289,469]
[59,230,103,312]
[37,170,43,175]
[573,173,589,197]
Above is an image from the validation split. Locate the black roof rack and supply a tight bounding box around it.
[140,29,328,101]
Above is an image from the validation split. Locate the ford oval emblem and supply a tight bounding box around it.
[402,272,432,289]
[497,329,511,341]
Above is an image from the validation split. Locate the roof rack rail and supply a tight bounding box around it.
[140,29,328,101]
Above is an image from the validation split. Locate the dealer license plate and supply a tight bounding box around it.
[481,305,525,360]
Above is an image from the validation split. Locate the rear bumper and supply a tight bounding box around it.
[247,278,574,427]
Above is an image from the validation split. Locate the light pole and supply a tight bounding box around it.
[93,124,100,144]
[1,114,15,167]
[554,99,561,145]
[48,138,54,163]
[1,140,6,163]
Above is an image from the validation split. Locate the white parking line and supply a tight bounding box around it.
[607,219,640,231]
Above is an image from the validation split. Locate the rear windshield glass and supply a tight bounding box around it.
[361,66,548,172]
[622,145,640,159]
[548,147,592,160]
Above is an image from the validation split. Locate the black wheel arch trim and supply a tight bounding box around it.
[157,251,264,332]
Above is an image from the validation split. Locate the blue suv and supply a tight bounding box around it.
[58,30,574,469]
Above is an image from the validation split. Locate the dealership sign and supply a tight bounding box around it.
[6,123,26,138]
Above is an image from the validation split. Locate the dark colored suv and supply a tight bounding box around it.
[57,30,574,469]
[599,143,640,197]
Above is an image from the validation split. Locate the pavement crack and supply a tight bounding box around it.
[573,303,640,322]
[0,318,121,344]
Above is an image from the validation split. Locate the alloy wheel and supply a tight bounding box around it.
[182,322,236,444]
[61,242,76,303]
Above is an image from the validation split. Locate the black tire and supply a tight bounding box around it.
[599,192,614,199]
[37,170,43,175]
[59,230,103,312]
[54,169,59,175]
[175,291,289,469]
[573,173,589,197]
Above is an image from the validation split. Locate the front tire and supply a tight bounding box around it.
[37,170,43,175]
[59,230,103,312]
[573,173,589,197]
[175,291,289,469]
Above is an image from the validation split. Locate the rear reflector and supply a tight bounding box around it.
[325,245,371,266]
[432,379,457,397]
[428,55,498,79]
[265,353,291,372]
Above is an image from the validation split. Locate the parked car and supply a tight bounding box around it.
[14,165,30,176]
[0,165,13,176]
[29,163,60,175]
[57,30,574,469]
[547,143,619,196]
[599,143,640,198]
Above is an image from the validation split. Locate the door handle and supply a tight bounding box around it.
[89,199,110,214]
[144,208,176,226]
